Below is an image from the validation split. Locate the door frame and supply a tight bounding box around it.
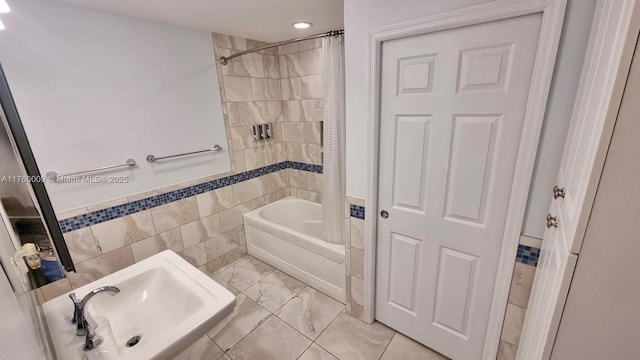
[518,1,640,358]
[363,0,567,358]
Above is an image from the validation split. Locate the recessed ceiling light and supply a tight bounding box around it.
[293,22,312,29]
[0,19,5,31]
[0,0,10,14]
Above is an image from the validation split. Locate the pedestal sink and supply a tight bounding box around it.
[43,250,235,359]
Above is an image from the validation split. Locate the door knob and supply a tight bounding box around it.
[380,210,389,219]
[546,214,558,228]
[553,185,565,199]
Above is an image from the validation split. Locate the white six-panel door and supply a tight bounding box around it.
[375,14,543,360]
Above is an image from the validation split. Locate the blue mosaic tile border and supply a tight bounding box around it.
[288,161,323,174]
[59,161,319,233]
[350,204,365,219]
[516,245,540,266]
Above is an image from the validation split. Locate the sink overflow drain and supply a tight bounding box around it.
[126,335,141,348]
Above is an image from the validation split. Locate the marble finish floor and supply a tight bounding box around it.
[176,255,448,360]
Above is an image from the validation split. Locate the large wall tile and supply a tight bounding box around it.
[219,205,247,233]
[215,34,247,50]
[266,101,284,123]
[263,55,280,79]
[272,143,287,163]
[218,48,235,76]
[63,227,100,264]
[229,126,256,151]
[497,341,518,360]
[251,78,280,101]
[295,189,322,204]
[180,214,222,248]
[283,122,321,144]
[350,218,365,250]
[180,243,208,267]
[224,77,253,101]
[69,246,135,288]
[130,228,183,262]
[280,78,302,100]
[151,197,200,233]
[313,48,323,74]
[232,102,269,126]
[288,169,308,189]
[91,210,155,254]
[196,187,235,218]
[286,50,315,77]
[286,100,316,122]
[301,75,322,99]
[278,55,289,78]
[350,248,364,279]
[278,42,300,55]
[262,171,289,194]
[233,178,263,205]
[501,303,526,346]
[205,229,241,261]
[306,172,323,193]
[232,53,264,77]
[298,38,322,51]
[243,146,273,170]
[508,262,536,309]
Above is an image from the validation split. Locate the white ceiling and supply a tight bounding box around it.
[56,0,344,43]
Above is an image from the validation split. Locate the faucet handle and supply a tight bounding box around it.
[70,293,80,325]
[69,292,80,304]
[82,319,103,351]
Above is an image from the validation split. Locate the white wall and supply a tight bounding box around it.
[344,0,596,238]
[0,0,230,212]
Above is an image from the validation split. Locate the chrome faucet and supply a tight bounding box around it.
[69,286,120,351]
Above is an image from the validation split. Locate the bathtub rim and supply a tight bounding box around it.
[243,196,345,263]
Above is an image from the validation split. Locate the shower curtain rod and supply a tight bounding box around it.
[218,29,344,65]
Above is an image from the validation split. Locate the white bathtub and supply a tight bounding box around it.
[243,197,345,302]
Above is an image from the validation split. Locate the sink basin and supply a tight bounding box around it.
[43,250,235,359]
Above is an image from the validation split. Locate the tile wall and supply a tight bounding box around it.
[344,196,366,320]
[278,38,324,203]
[497,235,540,360]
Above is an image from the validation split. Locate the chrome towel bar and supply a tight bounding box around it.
[46,159,135,182]
[146,145,223,163]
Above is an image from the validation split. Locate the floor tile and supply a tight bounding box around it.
[316,313,395,360]
[380,333,448,360]
[202,271,240,296]
[299,343,338,360]
[276,287,344,340]
[207,294,270,351]
[174,336,224,360]
[214,256,274,291]
[227,315,311,360]
[243,270,306,312]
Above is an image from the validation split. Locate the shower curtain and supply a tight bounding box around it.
[322,34,346,245]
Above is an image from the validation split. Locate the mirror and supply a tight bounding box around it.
[0,101,68,292]
[0,0,232,292]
